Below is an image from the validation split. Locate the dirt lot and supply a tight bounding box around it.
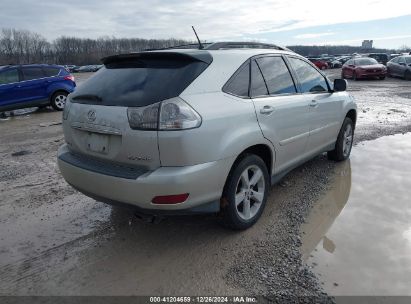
[1,70,411,299]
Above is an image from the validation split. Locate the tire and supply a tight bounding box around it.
[405,70,411,81]
[51,91,68,111]
[379,76,385,80]
[341,72,346,79]
[353,72,358,81]
[328,117,354,162]
[220,154,269,230]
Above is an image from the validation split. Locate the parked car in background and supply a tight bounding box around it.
[58,43,356,230]
[77,65,102,72]
[342,58,387,80]
[0,64,75,112]
[366,53,389,65]
[387,55,411,80]
[64,65,76,72]
[308,58,328,70]
[331,56,352,68]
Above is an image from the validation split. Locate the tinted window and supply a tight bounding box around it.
[250,60,268,97]
[223,62,250,97]
[391,57,399,63]
[43,67,60,77]
[22,67,44,80]
[405,57,411,64]
[256,56,296,95]
[71,58,209,107]
[398,57,406,64]
[0,69,19,84]
[288,57,328,93]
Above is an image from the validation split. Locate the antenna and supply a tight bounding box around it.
[192,26,204,50]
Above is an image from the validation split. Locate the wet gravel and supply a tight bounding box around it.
[1,69,411,299]
[226,156,336,303]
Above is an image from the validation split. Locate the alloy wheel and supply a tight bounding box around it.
[234,165,265,220]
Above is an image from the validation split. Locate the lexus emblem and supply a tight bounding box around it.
[87,110,96,122]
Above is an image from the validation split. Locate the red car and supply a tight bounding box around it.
[342,57,387,80]
[308,58,328,70]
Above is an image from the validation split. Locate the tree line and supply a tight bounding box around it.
[0,28,191,65]
[1,28,409,66]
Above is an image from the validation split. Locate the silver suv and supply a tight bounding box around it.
[58,42,356,230]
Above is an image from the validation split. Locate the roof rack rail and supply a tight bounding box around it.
[144,43,213,51]
[204,42,289,51]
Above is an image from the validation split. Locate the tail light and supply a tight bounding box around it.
[127,97,201,131]
[64,75,75,82]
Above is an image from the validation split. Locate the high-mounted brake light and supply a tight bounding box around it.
[152,193,189,204]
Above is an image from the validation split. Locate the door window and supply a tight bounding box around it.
[250,60,269,97]
[256,56,297,95]
[287,57,328,93]
[398,57,406,64]
[0,69,19,85]
[43,67,60,77]
[21,67,45,81]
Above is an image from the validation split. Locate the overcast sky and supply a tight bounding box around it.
[1,0,410,48]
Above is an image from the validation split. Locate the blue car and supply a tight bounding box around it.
[0,64,76,112]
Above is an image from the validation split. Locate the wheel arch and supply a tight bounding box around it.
[346,109,357,129]
[49,89,69,102]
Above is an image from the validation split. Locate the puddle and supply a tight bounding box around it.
[301,132,411,296]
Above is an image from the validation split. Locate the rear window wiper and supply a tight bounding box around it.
[72,94,103,102]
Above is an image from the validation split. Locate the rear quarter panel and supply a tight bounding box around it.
[158,92,274,168]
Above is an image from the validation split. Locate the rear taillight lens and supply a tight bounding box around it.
[64,75,75,82]
[159,98,201,130]
[127,98,201,131]
[127,103,160,130]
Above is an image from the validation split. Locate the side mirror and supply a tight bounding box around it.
[334,79,347,92]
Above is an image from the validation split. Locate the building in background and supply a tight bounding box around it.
[362,40,373,49]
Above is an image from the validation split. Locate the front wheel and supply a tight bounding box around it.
[51,91,68,111]
[220,154,269,230]
[328,117,354,161]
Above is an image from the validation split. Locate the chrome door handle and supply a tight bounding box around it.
[309,100,318,107]
[260,105,275,115]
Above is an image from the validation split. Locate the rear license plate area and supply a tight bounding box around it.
[87,133,109,154]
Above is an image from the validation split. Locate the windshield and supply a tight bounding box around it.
[356,58,378,66]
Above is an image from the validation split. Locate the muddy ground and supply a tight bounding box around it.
[0,70,411,298]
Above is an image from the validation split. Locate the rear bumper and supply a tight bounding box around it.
[57,144,234,213]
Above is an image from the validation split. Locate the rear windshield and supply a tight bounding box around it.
[71,58,209,107]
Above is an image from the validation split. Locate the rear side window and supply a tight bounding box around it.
[256,56,296,95]
[223,62,250,97]
[22,67,44,81]
[0,69,19,84]
[43,67,60,77]
[287,57,328,93]
[71,57,209,107]
[250,60,268,97]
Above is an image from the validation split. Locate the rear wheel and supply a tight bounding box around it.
[51,91,68,111]
[328,117,354,161]
[379,76,385,80]
[220,154,269,230]
[405,70,411,81]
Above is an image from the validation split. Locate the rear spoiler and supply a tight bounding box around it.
[101,51,213,65]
